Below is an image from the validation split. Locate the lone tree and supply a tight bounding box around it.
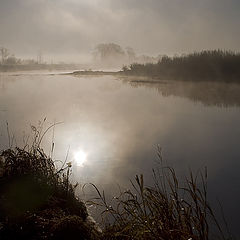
[94,43,125,62]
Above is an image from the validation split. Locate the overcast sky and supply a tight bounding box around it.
[1,0,240,62]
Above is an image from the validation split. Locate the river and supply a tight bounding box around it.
[0,71,240,237]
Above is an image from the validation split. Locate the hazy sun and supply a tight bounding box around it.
[74,150,87,167]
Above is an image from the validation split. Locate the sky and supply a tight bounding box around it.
[0,0,240,62]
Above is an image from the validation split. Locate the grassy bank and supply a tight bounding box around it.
[0,144,232,240]
[0,145,102,240]
[0,121,232,240]
[122,50,240,82]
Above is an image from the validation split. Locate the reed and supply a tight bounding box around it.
[0,123,232,239]
[86,150,231,240]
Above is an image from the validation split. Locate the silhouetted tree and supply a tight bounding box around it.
[94,43,125,61]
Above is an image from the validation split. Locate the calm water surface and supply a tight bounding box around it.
[0,72,240,237]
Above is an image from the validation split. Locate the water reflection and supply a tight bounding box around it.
[0,74,240,237]
[74,149,88,167]
[123,78,240,107]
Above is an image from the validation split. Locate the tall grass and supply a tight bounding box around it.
[86,150,231,240]
[0,122,100,240]
[0,123,232,239]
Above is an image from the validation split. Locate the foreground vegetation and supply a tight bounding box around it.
[87,151,231,240]
[0,147,232,239]
[0,123,232,239]
[122,50,240,82]
[0,147,101,240]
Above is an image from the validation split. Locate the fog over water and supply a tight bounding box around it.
[1,0,240,61]
[1,0,240,238]
[0,73,240,236]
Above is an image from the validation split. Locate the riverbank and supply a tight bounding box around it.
[71,50,240,83]
[121,50,240,83]
[0,144,231,240]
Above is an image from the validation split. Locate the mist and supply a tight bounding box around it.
[1,0,240,238]
[1,0,240,63]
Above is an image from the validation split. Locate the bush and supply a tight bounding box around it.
[0,146,99,240]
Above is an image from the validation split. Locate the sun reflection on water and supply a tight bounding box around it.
[74,150,87,167]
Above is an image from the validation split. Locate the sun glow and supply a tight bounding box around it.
[74,150,87,167]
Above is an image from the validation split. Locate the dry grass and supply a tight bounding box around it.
[0,123,233,239]
[0,122,100,240]
[86,149,231,240]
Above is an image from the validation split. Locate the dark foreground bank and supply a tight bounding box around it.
[0,146,232,240]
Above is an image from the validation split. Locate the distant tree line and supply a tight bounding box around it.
[122,50,240,82]
[0,47,22,65]
[0,47,84,71]
[0,47,39,66]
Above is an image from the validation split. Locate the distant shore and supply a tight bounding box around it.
[3,48,240,84]
[0,63,88,72]
[71,70,120,76]
[72,50,240,83]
